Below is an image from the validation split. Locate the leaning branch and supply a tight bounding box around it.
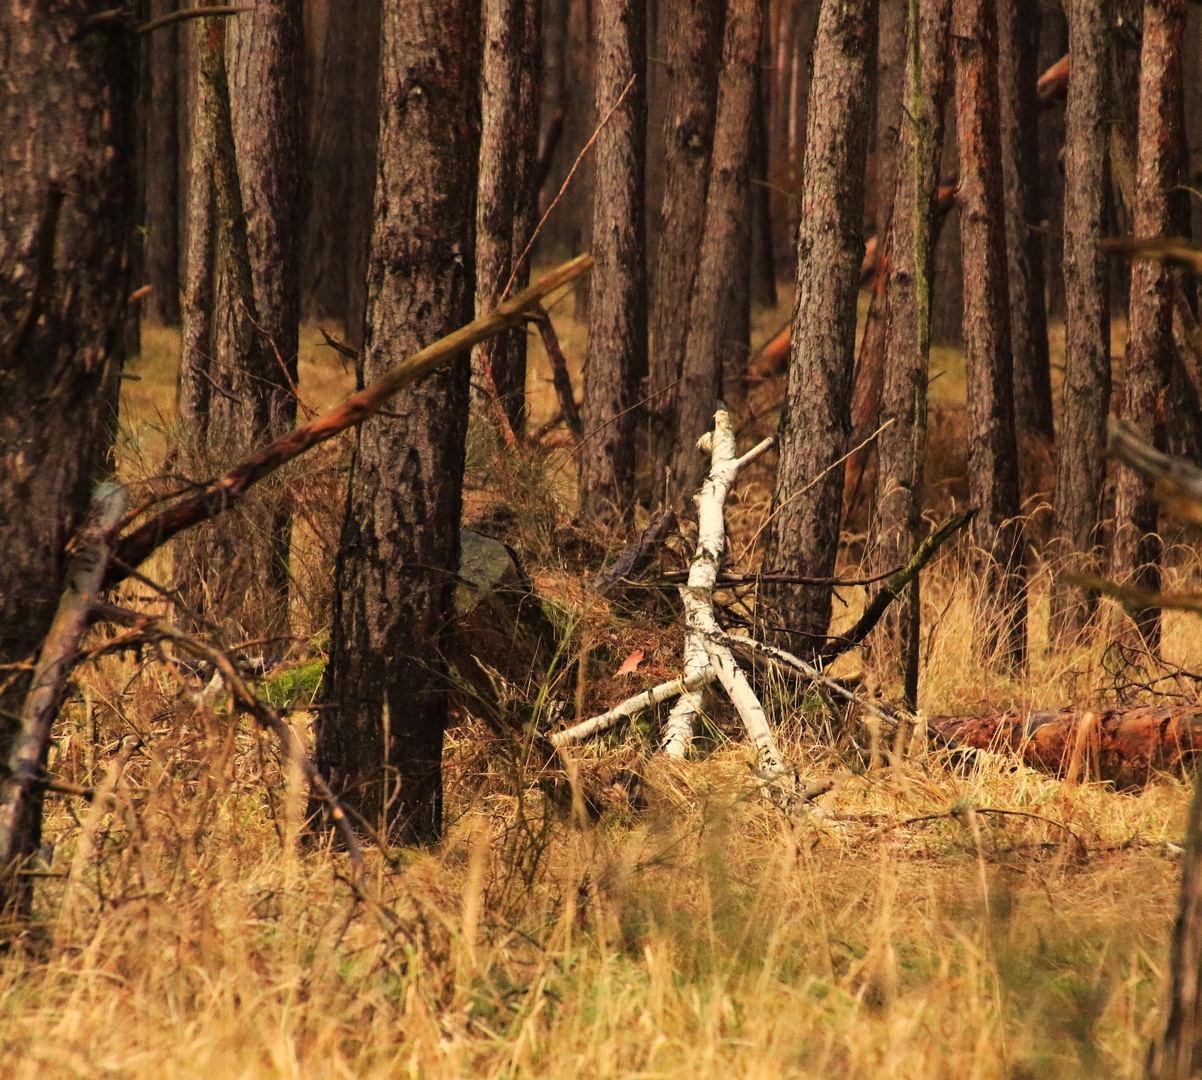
[106,255,594,588]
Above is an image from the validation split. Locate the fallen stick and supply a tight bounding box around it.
[0,484,126,894]
[549,669,714,747]
[590,509,677,597]
[105,254,595,589]
[93,601,367,879]
[532,307,583,440]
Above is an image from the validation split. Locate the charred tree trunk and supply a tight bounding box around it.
[174,15,296,641]
[954,0,1026,668]
[319,0,480,845]
[998,0,1054,442]
[578,0,647,525]
[1049,0,1113,646]
[299,0,380,343]
[1113,0,1187,652]
[647,0,724,496]
[0,2,137,904]
[669,0,765,506]
[761,0,879,647]
[870,0,956,708]
[474,0,541,436]
[142,0,182,326]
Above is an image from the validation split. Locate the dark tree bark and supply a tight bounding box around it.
[1049,0,1113,645]
[174,14,297,640]
[669,0,762,501]
[874,0,907,246]
[319,0,480,844]
[0,2,137,901]
[142,0,182,326]
[953,0,1026,668]
[870,0,956,708]
[749,42,778,310]
[1038,6,1069,323]
[299,0,380,344]
[578,0,646,525]
[474,0,541,435]
[761,0,879,646]
[647,0,724,496]
[1112,0,1187,652]
[998,0,1054,442]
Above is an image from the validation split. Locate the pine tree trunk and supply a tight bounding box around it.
[870,0,956,707]
[1049,0,1113,646]
[319,0,479,845]
[174,15,296,641]
[1038,6,1069,323]
[874,0,907,246]
[142,0,182,326]
[578,0,647,526]
[761,0,879,647]
[474,0,538,435]
[0,1,137,904]
[647,0,724,496]
[1112,0,1187,652]
[953,0,1026,668]
[669,0,763,507]
[299,0,380,343]
[998,0,1054,442]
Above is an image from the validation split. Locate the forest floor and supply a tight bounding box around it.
[0,276,1196,1078]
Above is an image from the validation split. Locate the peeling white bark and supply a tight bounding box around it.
[549,668,715,747]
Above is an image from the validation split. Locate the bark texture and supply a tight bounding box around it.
[319,0,480,844]
[1049,0,1113,645]
[473,0,541,435]
[870,0,956,705]
[299,0,380,342]
[578,0,646,525]
[174,15,297,640]
[998,0,1053,440]
[761,0,879,646]
[1112,0,1187,652]
[953,0,1026,667]
[142,0,182,325]
[647,0,724,491]
[0,2,136,898]
[669,0,764,507]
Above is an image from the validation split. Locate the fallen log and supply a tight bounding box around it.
[928,706,1202,788]
[590,509,677,597]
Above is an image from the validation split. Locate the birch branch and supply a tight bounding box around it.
[0,484,126,889]
[549,669,715,747]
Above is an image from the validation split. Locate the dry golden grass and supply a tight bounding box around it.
[3,286,1199,1079]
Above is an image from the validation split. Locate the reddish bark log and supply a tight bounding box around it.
[929,706,1202,788]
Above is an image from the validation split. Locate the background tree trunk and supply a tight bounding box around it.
[870,0,956,708]
[319,0,480,844]
[1049,0,1113,646]
[1112,0,1187,652]
[954,0,1026,669]
[299,0,380,344]
[0,1,137,902]
[670,0,764,507]
[874,0,907,249]
[998,0,1054,442]
[761,0,879,647]
[578,0,647,526]
[647,0,724,497]
[174,15,296,641]
[142,0,182,326]
[474,0,539,436]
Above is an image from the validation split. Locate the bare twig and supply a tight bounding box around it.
[106,255,595,589]
[138,6,254,34]
[531,307,583,439]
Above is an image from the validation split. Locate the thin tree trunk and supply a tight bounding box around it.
[0,2,137,907]
[578,0,647,525]
[647,0,724,497]
[228,0,304,606]
[143,0,182,326]
[870,0,956,708]
[874,0,907,246]
[761,0,879,647]
[474,0,537,435]
[953,0,1026,668]
[1039,6,1069,323]
[1112,0,1187,652]
[999,0,1054,442]
[299,0,380,343]
[1049,0,1113,646]
[669,0,764,507]
[319,0,480,844]
[174,15,294,641]
[750,37,778,310]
